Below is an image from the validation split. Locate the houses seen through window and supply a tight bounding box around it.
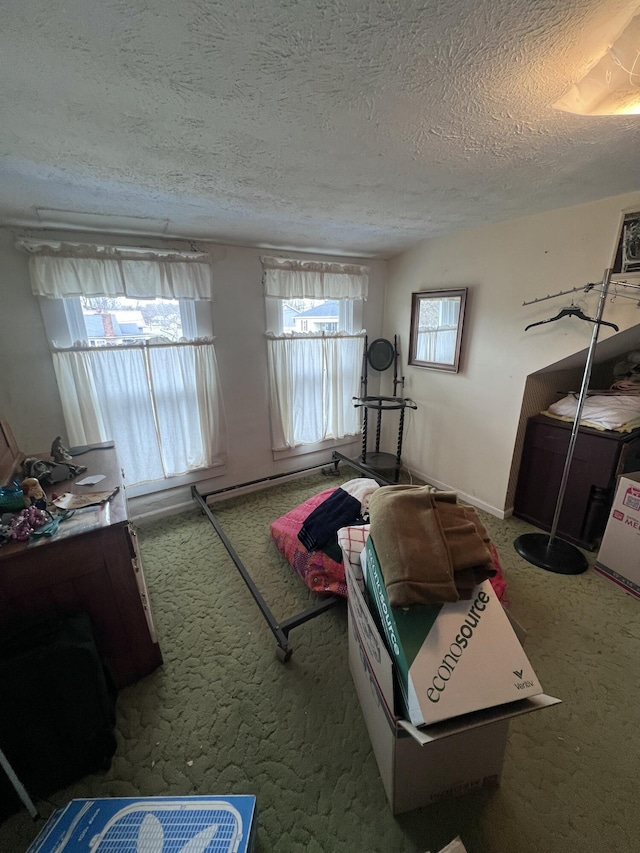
[272,298,349,336]
[284,299,339,334]
[81,296,183,344]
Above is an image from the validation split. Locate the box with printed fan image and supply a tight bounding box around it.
[27,795,257,853]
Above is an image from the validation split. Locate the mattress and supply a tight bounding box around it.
[270,488,349,598]
[270,488,508,602]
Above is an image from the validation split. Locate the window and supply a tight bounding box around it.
[80,296,186,345]
[18,239,227,487]
[290,300,339,333]
[262,256,368,451]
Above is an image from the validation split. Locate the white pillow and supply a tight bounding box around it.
[547,394,640,431]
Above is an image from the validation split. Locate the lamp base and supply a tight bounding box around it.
[359,452,399,472]
[514,533,588,575]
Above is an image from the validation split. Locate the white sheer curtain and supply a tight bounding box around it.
[416,298,461,364]
[262,256,368,450]
[19,239,227,485]
[53,342,226,485]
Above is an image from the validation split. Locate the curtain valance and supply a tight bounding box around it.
[261,255,368,300]
[16,240,213,300]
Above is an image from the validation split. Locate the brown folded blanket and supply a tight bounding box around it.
[368,485,495,606]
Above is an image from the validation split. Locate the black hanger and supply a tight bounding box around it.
[525,306,619,332]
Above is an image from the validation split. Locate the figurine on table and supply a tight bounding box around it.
[21,477,48,510]
[51,436,73,463]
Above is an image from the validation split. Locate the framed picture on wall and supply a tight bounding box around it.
[408,288,467,372]
[622,215,640,273]
[612,210,640,274]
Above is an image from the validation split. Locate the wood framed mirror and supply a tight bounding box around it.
[366,338,395,372]
[408,288,467,372]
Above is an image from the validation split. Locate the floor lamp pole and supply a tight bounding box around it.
[514,268,612,574]
[0,747,38,819]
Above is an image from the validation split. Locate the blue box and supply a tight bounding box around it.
[27,795,257,853]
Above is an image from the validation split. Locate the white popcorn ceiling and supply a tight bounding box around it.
[2,0,640,257]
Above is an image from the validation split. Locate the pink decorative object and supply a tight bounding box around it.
[271,488,348,598]
[488,542,508,602]
[9,506,49,541]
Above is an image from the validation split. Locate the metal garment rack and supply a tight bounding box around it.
[191,457,396,662]
[514,269,640,574]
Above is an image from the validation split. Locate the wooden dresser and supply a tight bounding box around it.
[0,420,162,688]
[514,414,640,550]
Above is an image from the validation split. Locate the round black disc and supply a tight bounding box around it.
[514,533,588,575]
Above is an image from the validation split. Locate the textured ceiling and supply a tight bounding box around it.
[2,0,640,258]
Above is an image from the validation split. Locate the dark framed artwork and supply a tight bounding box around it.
[408,288,467,372]
[612,211,640,274]
[621,214,640,273]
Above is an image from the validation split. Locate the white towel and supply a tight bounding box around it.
[340,478,380,514]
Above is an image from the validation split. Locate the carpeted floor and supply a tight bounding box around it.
[1,469,639,852]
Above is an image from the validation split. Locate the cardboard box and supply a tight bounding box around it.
[361,537,544,726]
[594,471,640,599]
[26,795,257,853]
[346,555,560,813]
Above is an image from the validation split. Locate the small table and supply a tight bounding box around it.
[353,395,418,483]
[0,432,162,689]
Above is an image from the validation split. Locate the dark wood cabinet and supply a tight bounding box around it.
[0,429,162,688]
[514,414,640,550]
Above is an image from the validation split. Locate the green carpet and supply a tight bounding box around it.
[1,470,639,852]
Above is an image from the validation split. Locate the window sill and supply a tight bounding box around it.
[272,435,361,462]
[125,463,227,498]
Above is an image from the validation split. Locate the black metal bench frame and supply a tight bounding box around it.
[191,455,394,662]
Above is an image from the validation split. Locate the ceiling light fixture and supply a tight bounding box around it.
[553,10,640,115]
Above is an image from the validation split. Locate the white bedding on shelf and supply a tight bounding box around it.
[545,394,640,431]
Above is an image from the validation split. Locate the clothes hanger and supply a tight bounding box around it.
[525,306,619,332]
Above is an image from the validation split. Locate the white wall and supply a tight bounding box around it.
[384,190,640,516]
[0,229,66,441]
[5,191,640,521]
[0,228,387,518]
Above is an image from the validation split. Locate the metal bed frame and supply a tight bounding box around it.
[191,456,394,662]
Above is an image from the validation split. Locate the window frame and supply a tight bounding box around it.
[39,296,210,347]
[38,295,222,496]
[265,296,361,335]
[265,296,364,458]
[408,288,467,373]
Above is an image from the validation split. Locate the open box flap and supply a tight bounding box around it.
[343,550,561,745]
[361,538,545,727]
[398,693,561,745]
